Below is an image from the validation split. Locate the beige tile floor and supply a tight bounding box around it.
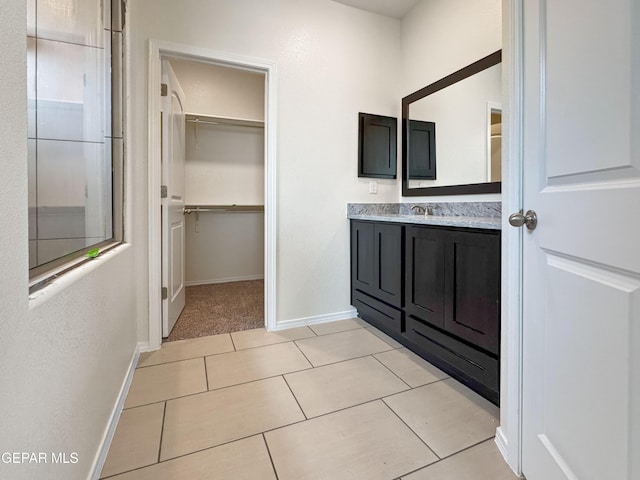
[101,320,519,480]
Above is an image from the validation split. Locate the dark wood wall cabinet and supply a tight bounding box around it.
[358,113,397,179]
[351,219,501,405]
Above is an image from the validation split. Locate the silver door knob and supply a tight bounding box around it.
[509,209,537,231]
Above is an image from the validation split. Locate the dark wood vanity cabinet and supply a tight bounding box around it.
[404,225,500,403]
[405,226,500,354]
[350,221,403,336]
[351,219,501,405]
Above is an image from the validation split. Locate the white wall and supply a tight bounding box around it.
[185,122,264,205]
[185,212,265,285]
[402,0,502,94]
[129,0,401,332]
[0,1,139,479]
[170,59,265,121]
[400,0,502,202]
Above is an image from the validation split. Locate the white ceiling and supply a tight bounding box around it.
[330,0,420,19]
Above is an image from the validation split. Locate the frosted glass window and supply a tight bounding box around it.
[27,0,123,278]
[36,0,105,48]
[36,38,107,143]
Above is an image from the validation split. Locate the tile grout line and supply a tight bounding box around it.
[100,463,154,479]
[296,325,383,343]
[291,340,315,368]
[379,397,441,461]
[281,375,308,420]
[308,324,364,336]
[291,347,395,370]
[260,397,402,435]
[203,356,210,390]
[395,437,499,479]
[101,434,279,479]
[261,433,280,480]
[156,424,308,465]
[157,401,167,464]
[232,335,315,352]
[365,326,405,349]
[370,354,413,390]
[123,384,209,410]
[437,436,499,462]
[207,363,315,391]
[139,326,337,369]
[136,348,235,369]
[371,353,451,390]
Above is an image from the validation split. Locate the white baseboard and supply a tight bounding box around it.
[185,274,264,287]
[274,308,358,331]
[495,426,509,459]
[495,427,522,478]
[137,340,156,353]
[90,346,140,480]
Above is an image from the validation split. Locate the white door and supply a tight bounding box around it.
[161,60,186,337]
[520,1,640,479]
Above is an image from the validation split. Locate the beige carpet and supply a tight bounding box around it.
[167,280,264,341]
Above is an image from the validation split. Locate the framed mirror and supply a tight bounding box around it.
[402,50,502,196]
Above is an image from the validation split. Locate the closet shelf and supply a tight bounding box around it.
[184,205,264,214]
[185,113,264,128]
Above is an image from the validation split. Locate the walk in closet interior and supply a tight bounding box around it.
[166,60,265,341]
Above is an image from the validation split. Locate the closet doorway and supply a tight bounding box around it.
[148,42,277,350]
[168,59,265,341]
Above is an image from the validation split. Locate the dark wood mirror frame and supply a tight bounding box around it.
[402,50,502,197]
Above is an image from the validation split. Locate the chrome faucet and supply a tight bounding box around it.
[410,205,434,216]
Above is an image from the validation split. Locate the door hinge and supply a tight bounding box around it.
[160,185,168,198]
[161,287,168,300]
[161,83,168,97]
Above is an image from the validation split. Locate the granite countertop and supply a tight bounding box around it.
[347,202,502,230]
[347,213,501,230]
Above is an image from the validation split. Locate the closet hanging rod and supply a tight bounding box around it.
[183,205,264,214]
[186,118,264,128]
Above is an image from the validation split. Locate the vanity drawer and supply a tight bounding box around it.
[353,290,403,338]
[404,314,499,404]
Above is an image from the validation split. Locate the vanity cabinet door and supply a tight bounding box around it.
[351,221,375,296]
[405,226,447,329]
[350,221,403,309]
[372,223,403,307]
[444,230,501,355]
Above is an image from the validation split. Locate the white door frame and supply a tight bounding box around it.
[497,0,524,476]
[147,39,278,350]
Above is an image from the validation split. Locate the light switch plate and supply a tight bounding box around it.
[369,180,378,194]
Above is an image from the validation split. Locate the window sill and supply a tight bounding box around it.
[28,242,130,308]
